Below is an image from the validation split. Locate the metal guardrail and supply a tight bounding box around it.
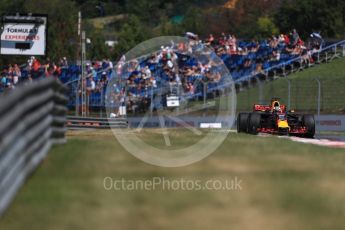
[67,116,128,129]
[0,78,67,216]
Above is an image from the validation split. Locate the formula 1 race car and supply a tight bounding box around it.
[237,99,315,138]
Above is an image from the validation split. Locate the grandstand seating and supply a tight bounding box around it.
[2,37,344,113]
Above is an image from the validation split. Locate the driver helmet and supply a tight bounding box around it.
[273,102,281,112]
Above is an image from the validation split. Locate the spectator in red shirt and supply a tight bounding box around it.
[284,34,290,45]
[32,58,41,72]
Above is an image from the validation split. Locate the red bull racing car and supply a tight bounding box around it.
[237,99,315,138]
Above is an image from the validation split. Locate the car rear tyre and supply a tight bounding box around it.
[303,115,315,138]
[248,113,261,135]
[237,113,249,133]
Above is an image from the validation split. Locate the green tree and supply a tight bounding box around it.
[275,0,345,38]
[257,17,279,38]
[113,15,150,59]
[86,30,111,60]
[182,7,205,36]
[125,0,161,26]
[159,15,184,36]
[0,0,25,15]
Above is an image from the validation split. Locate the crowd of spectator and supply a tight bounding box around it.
[202,29,323,79]
[107,29,324,113]
[1,29,325,114]
[0,56,69,93]
[107,37,236,113]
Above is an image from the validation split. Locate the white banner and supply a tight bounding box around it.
[1,16,47,55]
[315,115,345,132]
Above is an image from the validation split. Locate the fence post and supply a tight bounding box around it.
[75,84,79,116]
[286,78,291,110]
[81,31,87,117]
[258,77,264,104]
[199,81,207,116]
[150,86,154,117]
[100,88,104,118]
[86,91,90,116]
[176,84,180,115]
[315,78,321,115]
[124,85,128,117]
[203,81,207,108]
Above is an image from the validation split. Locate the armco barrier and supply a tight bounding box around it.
[127,116,234,129]
[0,78,67,216]
[67,116,128,129]
[127,115,345,132]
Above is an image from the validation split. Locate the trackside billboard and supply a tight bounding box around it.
[315,115,345,132]
[1,15,47,55]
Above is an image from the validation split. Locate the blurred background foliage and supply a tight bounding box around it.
[0,0,345,64]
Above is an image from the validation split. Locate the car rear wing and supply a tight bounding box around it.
[253,104,287,112]
[253,104,271,112]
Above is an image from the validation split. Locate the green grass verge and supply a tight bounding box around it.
[1,130,345,230]
[237,57,345,113]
